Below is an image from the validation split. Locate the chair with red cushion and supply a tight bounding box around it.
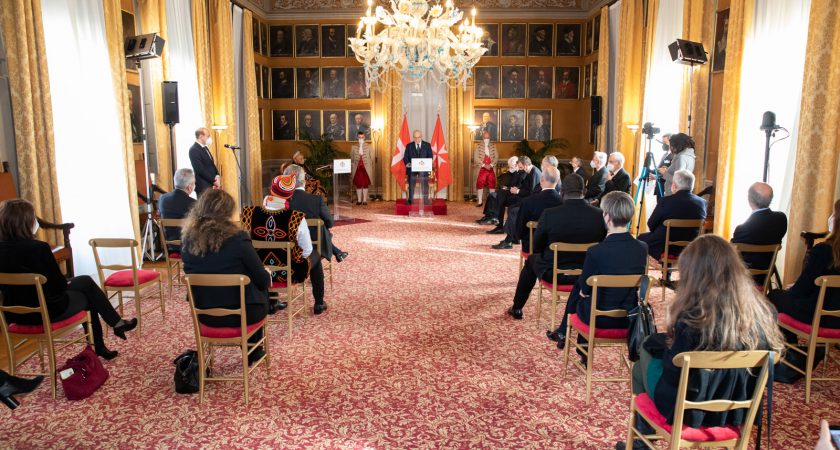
[0,273,93,399]
[89,238,165,338]
[733,243,780,295]
[778,275,840,404]
[519,221,538,271]
[626,350,775,450]
[536,241,598,332]
[648,219,704,300]
[157,218,186,301]
[184,274,269,405]
[251,241,306,338]
[564,274,652,404]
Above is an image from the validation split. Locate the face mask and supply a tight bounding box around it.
[607,163,616,172]
[32,221,40,236]
[590,160,597,169]
[205,137,213,146]
[662,143,669,152]
[830,215,835,233]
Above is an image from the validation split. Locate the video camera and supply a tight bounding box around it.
[642,122,660,138]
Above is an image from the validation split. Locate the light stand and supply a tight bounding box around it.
[686,62,696,136]
[632,122,662,236]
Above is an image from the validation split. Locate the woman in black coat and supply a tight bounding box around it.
[0,199,137,359]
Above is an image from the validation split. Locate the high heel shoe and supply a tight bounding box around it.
[113,318,138,340]
[0,371,44,410]
[95,346,119,360]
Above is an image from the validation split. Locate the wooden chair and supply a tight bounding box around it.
[184,274,269,405]
[649,219,704,300]
[0,273,93,399]
[307,218,333,290]
[89,238,165,338]
[801,230,829,250]
[251,241,307,338]
[778,275,840,403]
[519,221,538,271]
[157,218,185,301]
[626,350,775,450]
[732,243,780,295]
[536,242,598,331]
[564,274,651,404]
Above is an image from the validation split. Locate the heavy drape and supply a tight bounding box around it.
[242,10,262,203]
[446,86,467,201]
[596,5,610,152]
[208,0,239,207]
[783,0,840,282]
[373,73,402,201]
[680,0,715,183]
[0,0,62,245]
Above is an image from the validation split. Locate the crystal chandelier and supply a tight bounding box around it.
[349,0,487,91]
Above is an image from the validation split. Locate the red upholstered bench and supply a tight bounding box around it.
[779,313,840,338]
[634,393,741,442]
[568,313,628,339]
[7,311,88,334]
[199,320,266,339]
[104,269,161,287]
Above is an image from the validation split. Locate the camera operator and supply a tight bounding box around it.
[652,133,672,202]
[660,133,696,197]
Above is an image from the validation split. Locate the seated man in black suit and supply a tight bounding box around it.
[731,182,787,284]
[493,166,562,249]
[478,157,522,226]
[638,169,707,262]
[547,192,648,352]
[488,156,541,235]
[584,151,608,203]
[158,168,197,253]
[601,151,631,198]
[507,173,607,319]
[188,127,220,196]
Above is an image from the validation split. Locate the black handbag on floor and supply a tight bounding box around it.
[173,350,199,394]
[627,276,655,362]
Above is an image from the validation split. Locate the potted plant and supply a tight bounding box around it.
[296,132,349,197]
[514,137,571,162]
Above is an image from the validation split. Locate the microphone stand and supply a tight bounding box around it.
[228,146,253,207]
[762,128,773,183]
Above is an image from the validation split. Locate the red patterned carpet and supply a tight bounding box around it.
[2,202,836,449]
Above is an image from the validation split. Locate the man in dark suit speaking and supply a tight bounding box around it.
[403,129,433,205]
[188,127,220,196]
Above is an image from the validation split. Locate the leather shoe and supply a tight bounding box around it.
[0,372,44,410]
[113,318,138,340]
[336,251,349,262]
[95,346,119,360]
[247,346,265,366]
[492,241,513,250]
[268,301,288,315]
[546,329,563,342]
[507,307,523,320]
[475,202,483,207]
[486,227,504,235]
[615,440,653,450]
[313,302,328,315]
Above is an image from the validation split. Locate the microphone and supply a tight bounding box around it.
[760,111,780,131]
[224,144,240,150]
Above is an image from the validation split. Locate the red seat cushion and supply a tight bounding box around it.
[199,320,265,338]
[634,393,741,442]
[270,280,302,289]
[539,280,574,292]
[659,252,680,261]
[779,313,840,339]
[520,251,529,258]
[104,269,161,287]
[7,311,88,334]
[569,313,628,339]
[168,252,181,260]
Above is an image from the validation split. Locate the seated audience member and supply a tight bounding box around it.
[538,155,562,192]
[637,169,707,260]
[182,189,273,365]
[478,157,522,226]
[731,182,788,284]
[494,166,563,250]
[768,200,840,338]
[661,133,696,197]
[547,192,647,352]
[488,156,541,235]
[602,152,631,197]
[584,151,609,203]
[242,174,313,314]
[158,168,197,252]
[0,199,137,360]
[616,234,784,450]
[570,156,589,182]
[283,165,335,314]
[507,174,607,319]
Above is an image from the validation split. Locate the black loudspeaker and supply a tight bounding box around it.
[667,39,707,65]
[162,81,179,125]
[124,33,165,60]
[590,95,602,126]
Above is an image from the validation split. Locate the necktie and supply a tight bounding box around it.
[205,147,214,163]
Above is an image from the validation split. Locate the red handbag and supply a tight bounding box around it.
[58,345,109,400]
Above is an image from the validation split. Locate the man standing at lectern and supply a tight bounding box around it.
[404,130,433,205]
[189,127,220,196]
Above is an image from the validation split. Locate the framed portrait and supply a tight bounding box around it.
[347,67,369,99]
[348,110,372,141]
[258,108,264,141]
[271,68,294,99]
[296,67,320,98]
[295,25,320,57]
[323,110,347,141]
[261,66,270,99]
[593,14,601,52]
[713,9,729,72]
[583,64,591,98]
[591,62,598,96]
[501,24,526,57]
[501,65,526,99]
[272,110,296,141]
[252,18,260,52]
[269,25,293,57]
[347,24,358,57]
[500,109,525,142]
[254,64,261,98]
[321,25,346,57]
[527,109,552,141]
[527,24,553,56]
[527,66,553,99]
[321,67,346,99]
[127,84,143,143]
[554,66,580,100]
[298,110,322,140]
[473,109,499,142]
[585,19,593,55]
[477,23,499,57]
[556,24,581,56]
[260,22,269,55]
[474,66,500,99]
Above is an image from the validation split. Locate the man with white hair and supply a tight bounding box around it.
[638,169,707,260]
[601,151,631,198]
[731,182,788,283]
[478,156,522,225]
[540,155,562,192]
[403,129,433,205]
[158,168,197,252]
[584,151,608,203]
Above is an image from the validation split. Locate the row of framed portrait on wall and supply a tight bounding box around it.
[264,109,372,142]
[255,65,369,100]
[472,109,554,142]
[474,62,599,100]
[253,21,360,58]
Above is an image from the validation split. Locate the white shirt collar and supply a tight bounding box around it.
[296,187,305,191]
[752,207,770,214]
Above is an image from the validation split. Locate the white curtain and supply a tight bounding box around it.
[401,76,447,198]
[729,0,811,273]
[41,0,135,277]
[165,0,204,174]
[232,4,248,203]
[606,0,621,153]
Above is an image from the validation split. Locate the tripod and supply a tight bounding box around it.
[632,133,662,236]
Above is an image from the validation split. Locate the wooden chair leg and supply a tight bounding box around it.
[159,279,166,315]
[134,288,142,339]
[550,290,558,332]
[806,342,816,404]
[563,323,573,378]
[264,325,270,370]
[536,284,543,326]
[48,339,57,399]
[242,341,250,405]
[197,342,206,404]
[117,291,124,316]
[626,397,637,448]
[585,342,593,404]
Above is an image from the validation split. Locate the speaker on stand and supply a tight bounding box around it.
[591,95,602,151]
[162,81,179,174]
